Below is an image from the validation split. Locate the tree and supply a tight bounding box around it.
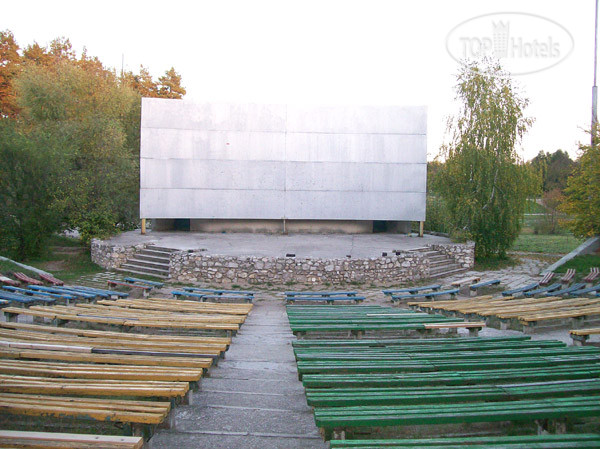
[158,67,186,98]
[561,129,600,238]
[436,60,538,258]
[0,30,21,117]
[0,120,62,260]
[529,149,576,192]
[15,57,141,244]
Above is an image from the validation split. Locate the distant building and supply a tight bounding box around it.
[140,99,427,233]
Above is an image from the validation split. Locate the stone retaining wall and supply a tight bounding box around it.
[169,251,432,286]
[91,238,475,286]
[91,239,146,270]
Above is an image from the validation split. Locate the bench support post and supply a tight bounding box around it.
[419,221,424,237]
[332,428,346,440]
[468,326,480,337]
[141,218,146,235]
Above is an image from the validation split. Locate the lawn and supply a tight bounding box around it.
[18,235,104,283]
[510,234,582,254]
[554,255,600,274]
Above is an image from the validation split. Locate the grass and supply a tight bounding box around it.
[510,234,582,254]
[14,235,105,283]
[0,259,40,279]
[474,256,519,272]
[554,255,600,275]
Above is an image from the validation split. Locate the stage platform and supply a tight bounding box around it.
[102,231,451,259]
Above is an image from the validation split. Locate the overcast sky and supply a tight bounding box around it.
[3,0,597,161]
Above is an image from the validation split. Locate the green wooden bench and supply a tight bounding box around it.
[306,379,600,407]
[302,364,600,388]
[292,335,533,348]
[296,350,600,379]
[328,433,600,448]
[315,395,600,440]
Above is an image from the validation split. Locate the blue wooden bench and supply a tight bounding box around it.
[3,286,75,302]
[69,285,129,298]
[382,284,441,296]
[469,279,500,296]
[552,282,587,296]
[285,291,357,297]
[572,283,600,296]
[173,290,202,299]
[27,285,97,301]
[107,280,152,297]
[501,282,539,297]
[174,290,254,302]
[197,294,253,303]
[390,288,459,302]
[184,287,255,297]
[0,290,53,306]
[524,282,562,297]
[124,277,164,288]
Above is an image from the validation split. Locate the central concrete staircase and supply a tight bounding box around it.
[116,245,177,279]
[410,247,467,279]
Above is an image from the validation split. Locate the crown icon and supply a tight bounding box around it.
[492,21,510,58]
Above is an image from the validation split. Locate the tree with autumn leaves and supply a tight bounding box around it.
[0,30,186,259]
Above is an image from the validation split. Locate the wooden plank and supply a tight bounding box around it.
[0,430,143,449]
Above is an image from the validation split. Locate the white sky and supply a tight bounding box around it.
[3,0,597,161]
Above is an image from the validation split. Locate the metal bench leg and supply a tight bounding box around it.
[468,327,480,337]
[536,419,549,435]
[332,428,346,440]
[571,334,588,346]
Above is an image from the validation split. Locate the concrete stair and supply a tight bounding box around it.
[410,247,467,279]
[116,245,177,279]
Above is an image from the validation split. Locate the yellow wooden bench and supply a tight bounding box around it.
[0,321,231,347]
[0,374,189,400]
[0,345,213,370]
[0,430,143,449]
[0,359,203,382]
[102,297,253,316]
[571,327,600,346]
[0,393,171,432]
[2,306,240,336]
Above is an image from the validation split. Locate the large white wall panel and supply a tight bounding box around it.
[140,98,427,221]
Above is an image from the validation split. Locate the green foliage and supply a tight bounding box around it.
[423,195,451,234]
[15,59,141,244]
[0,31,186,250]
[561,129,600,238]
[529,150,576,193]
[0,120,62,260]
[436,60,539,258]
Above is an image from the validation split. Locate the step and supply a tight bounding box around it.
[138,249,172,259]
[120,263,169,277]
[429,259,454,268]
[429,264,462,275]
[427,254,449,262]
[116,267,169,279]
[134,254,171,264]
[429,267,468,279]
[147,246,178,254]
[126,258,170,270]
